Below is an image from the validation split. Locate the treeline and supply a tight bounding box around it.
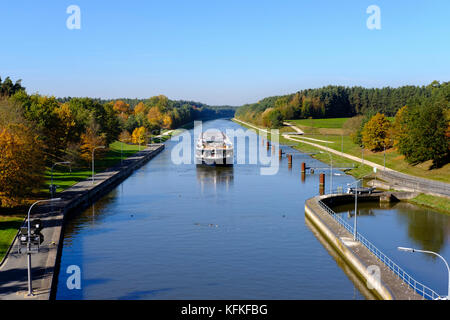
[341,82,449,168]
[235,83,442,128]
[0,76,235,207]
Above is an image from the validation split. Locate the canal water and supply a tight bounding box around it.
[56,119,448,299]
[332,201,450,297]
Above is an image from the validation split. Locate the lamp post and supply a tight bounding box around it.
[50,162,71,198]
[92,146,105,185]
[361,144,364,165]
[120,139,131,165]
[347,179,361,240]
[320,151,333,194]
[398,247,450,299]
[26,198,61,296]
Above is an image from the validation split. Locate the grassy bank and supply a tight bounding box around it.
[285,118,450,183]
[0,216,24,261]
[409,194,450,215]
[42,141,142,195]
[233,118,450,214]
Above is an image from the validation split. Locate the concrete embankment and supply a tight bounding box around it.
[305,194,423,300]
[0,144,164,300]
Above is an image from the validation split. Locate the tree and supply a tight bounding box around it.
[113,100,131,121]
[134,102,147,115]
[0,99,44,207]
[396,97,449,167]
[147,106,163,127]
[80,121,107,163]
[361,113,392,151]
[392,106,408,148]
[119,130,132,143]
[131,126,147,146]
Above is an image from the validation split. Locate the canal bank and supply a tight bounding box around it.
[305,193,439,300]
[0,144,164,300]
[232,118,450,213]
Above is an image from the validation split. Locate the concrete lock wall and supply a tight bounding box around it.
[305,198,395,300]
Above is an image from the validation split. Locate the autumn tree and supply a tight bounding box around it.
[80,121,107,163]
[361,113,392,151]
[134,102,147,115]
[147,106,163,127]
[113,100,131,121]
[132,126,148,148]
[0,99,44,207]
[119,130,132,143]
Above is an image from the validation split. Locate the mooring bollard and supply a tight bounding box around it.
[319,173,325,195]
[266,141,270,150]
[287,154,292,165]
[279,149,282,159]
[319,173,325,186]
[301,162,306,173]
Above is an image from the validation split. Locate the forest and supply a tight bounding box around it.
[235,83,445,127]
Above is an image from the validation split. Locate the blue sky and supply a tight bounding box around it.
[1,0,449,105]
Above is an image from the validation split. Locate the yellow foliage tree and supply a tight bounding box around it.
[132,126,147,146]
[80,122,107,163]
[113,100,131,121]
[53,103,77,154]
[0,125,45,207]
[392,106,408,148]
[147,106,163,126]
[361,113,392,152]
[134,102,147,115]
[162,114,173,129]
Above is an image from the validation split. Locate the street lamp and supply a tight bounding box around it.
[26,198,61,296]
[92,146,105,184]
[398,247,450,299]
[347,179,361,240]
[50,161,71,198]
[320,151,333,194]
[120,139,131,165]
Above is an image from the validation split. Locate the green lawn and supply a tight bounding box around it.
[42,141,142,195]
[0,216,24,261]
[288,118,350,129]
[409,194,450,215]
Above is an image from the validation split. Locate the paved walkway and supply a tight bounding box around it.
[0,144,164,300]
[306,196,424,300]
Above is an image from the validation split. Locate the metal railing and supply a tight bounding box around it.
[318,200,442,300]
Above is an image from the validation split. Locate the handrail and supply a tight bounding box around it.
[318,200,442,300]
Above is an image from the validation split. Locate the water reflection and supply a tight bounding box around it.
[196,166,234,193]
[393,202,450,254]
[332,200,450,294]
